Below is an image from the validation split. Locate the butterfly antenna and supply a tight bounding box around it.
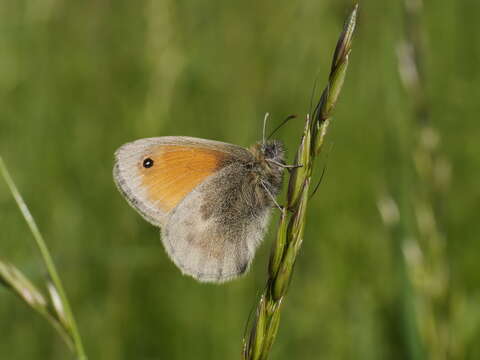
[267,114,297,140]
[262,112,270,145]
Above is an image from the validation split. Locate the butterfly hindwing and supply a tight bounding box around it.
[161,163,272,282]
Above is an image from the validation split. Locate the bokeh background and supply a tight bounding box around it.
[1,1,479,359]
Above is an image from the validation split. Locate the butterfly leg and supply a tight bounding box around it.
[260,181,284,212]
[266,159,303,173]
[285,164,303,174]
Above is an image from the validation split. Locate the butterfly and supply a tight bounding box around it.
[113,136,285,282]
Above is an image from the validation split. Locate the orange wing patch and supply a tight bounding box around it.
[139,145,226,212]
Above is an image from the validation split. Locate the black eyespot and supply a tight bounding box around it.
[245,163,254,170]
[143,158,154,168]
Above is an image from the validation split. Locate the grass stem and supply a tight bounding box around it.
[0,156,87,360]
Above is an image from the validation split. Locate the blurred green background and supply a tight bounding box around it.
[1,0,479,359]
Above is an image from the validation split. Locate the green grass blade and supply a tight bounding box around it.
[0,156,87,360]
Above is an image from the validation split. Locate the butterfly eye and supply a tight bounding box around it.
[143,158,154,168]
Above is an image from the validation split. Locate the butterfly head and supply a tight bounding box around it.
[249,140,285,188]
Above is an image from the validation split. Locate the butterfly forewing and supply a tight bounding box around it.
[139,145,227,212]
[113,137,246,226]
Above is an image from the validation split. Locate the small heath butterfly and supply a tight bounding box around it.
[113,136,285,283]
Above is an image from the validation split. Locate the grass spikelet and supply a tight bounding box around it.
[242,5,358,359]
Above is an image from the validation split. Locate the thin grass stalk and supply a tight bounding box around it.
[242,5,358,359]
[398,1,452,358]
[378,0,454,359]
[0,156,87,360]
